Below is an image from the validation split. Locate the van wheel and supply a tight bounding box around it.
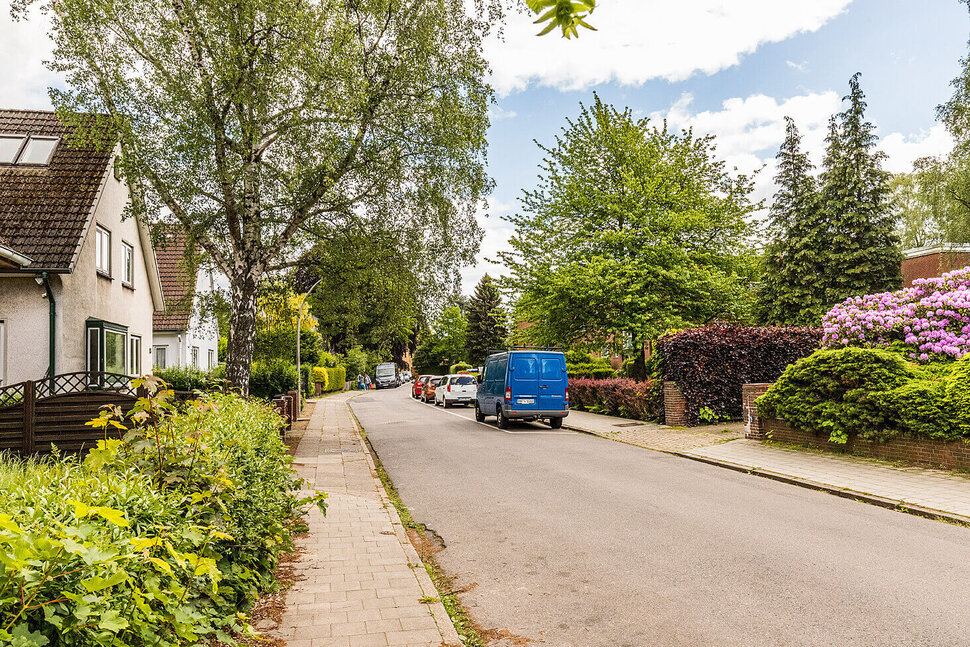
[549,417,563,429]
[497,405,509,429]
[475,402,486,422]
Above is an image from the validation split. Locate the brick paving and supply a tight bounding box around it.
[268,392,460,647]
[686,438,970,520]
[564,409,745,452]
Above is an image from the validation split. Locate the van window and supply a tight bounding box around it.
[512,355,537,378]
[541,358,562,380]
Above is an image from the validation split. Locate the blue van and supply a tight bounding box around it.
[475,350,569,429]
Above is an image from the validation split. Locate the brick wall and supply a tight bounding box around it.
[902,251,970,287]
[763,417,970,472]
[663,381,687,426]
[741,383,773,440]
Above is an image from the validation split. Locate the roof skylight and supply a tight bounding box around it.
[17,136,59,165]
[0,135,25,164]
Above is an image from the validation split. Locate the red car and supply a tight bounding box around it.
[422,376,442,403]
[412,375,431,399]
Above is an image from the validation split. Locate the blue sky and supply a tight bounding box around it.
[2,0,968,293]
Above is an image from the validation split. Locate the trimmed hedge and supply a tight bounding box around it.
[153,365,224,392]
[249,358,298,400]
[311,365,347,393]
[568,378,662,422]
[658,323,822,426]
[758,348,970,443]
[565,350,616,379]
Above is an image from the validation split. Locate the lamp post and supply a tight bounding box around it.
[296,277,322,411]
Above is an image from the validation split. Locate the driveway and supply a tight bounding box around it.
[351,386,970,646]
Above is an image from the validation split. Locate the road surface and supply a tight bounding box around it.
[350,386,970,647]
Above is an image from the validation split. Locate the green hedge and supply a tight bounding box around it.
[311,366,346,393]
[0,390,319,646]
[758,348,970,444]
[153,365,224,392]
[249,358,298,400]
[564,350,616,379]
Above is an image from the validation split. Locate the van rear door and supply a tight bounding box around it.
[538,354,567,411]
[509,353,539,412]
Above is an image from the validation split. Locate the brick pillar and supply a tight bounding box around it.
[742,383,774,440]
[663,381,687,427]
[314,381,323,397]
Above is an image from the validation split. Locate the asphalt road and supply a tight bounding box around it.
[350,386,970,647]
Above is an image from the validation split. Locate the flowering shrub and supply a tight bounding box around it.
[658,324,822,426]
[568,378,661,422]
[822,266,970,361]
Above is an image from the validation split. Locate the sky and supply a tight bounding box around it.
[2,0,968,294]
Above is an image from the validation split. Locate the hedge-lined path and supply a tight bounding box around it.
[563,408,745,452]
[267,391,461,647]
[685,439,970,522]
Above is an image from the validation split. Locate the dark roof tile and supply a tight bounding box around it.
[153,231,196,330]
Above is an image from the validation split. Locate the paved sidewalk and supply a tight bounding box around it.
[564,408,970,524]
[269,392,461,647]
[563,408,744,452]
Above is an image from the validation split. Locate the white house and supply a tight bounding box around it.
[0,109,165,386]
[151,232,220,371]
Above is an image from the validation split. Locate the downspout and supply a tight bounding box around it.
[40,272,55,380]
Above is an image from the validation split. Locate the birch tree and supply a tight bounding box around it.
[15,0,492,392]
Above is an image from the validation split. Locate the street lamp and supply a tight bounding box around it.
[296,277,322,413]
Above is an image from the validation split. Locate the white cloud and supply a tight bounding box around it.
[0,10,60,109]
[786,60,809,72]
[484,0,853,95]
[461,197,515,292]
[488,105,518,121]
[878,124,953,174]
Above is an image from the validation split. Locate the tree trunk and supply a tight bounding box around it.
[631,332,648,381]
[226,273,260,394]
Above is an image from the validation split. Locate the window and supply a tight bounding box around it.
[96,226,111,275]
[191,347,199,367]
[86,327,100,375]
[541,358,562,380]
[208,349,216,369]
[85,319,128,377]
[104,330,126,374]
[17,136,59,165]
[0,135,25,164]
[122,242,134,286]
[129,335,142,376]
[511,355,538,379]
[154,347,167,370]
[455,376,476,385]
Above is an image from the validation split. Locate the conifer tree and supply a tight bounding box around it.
[758,117,826,325]
[819,73,902,304]
[465,275,509,366]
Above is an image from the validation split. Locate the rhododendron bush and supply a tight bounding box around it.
[822,266,970,361]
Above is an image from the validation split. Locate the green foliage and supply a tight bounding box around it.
[564,350,616,379]
[527,0,596,38]
[413,307,468,374]
[878,379,955,441]
[152,366,222,392]
[465,275,508,366]
[318,352,338,368]
[311,366,347,393]
[568,377,661,421]
[944,354,970,436]
[758,348,922,444]
[450,362,473,373]
[249,359,299,400]
[890,156,966,248]
[254,327,322,367]
[501,95,757,356]
[0,383,318,646]
[339,347,370,379]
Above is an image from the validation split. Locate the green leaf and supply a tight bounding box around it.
[98,609,130,632]
[81,570,128,592]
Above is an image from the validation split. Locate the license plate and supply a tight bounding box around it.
[518,398,534,405]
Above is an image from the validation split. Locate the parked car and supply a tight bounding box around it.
[412,375,431,399]
[435,374,477,408]
[475,350,569,428]
[422,376,442,403]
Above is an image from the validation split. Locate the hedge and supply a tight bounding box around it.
[758,348,970,443]
[153,365,224,392]
[0,389,318,646]
[311,365,347,393]
[568,377,662,422]
[249,358,298,400]
[565,350,616,379]
[658,323,822,426]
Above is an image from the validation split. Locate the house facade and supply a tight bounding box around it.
[152,232,220,371]
[0,109,164,386]
[902,245,970,287]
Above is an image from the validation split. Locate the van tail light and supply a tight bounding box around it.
[565,387,570,404]
[505,387,511,402]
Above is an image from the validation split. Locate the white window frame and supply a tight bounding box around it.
[122,241,134,287]
[17,136,59,166]
[95,225,111,276]
[0,134,26,165]
[154,347,167,370]
[129,335,142,376]
[208,349,216,369]
[191,346,199,368]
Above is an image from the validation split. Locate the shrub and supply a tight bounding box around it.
[822,265,970,361]
[450,361,472,373]
[0,387,319,646]
[254,327,322,366]
[757,347,918,444]
[339,346,369,379]
[565,350,616,379]
[658,323,821,426]
[311,366,330,390]
[153,365,222,392]
[568,377,662,422]
[878,378,956,441]
[318,351,338,368]
[309,366,346,393]
[249,358,298,400]
[945,354,970,436]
